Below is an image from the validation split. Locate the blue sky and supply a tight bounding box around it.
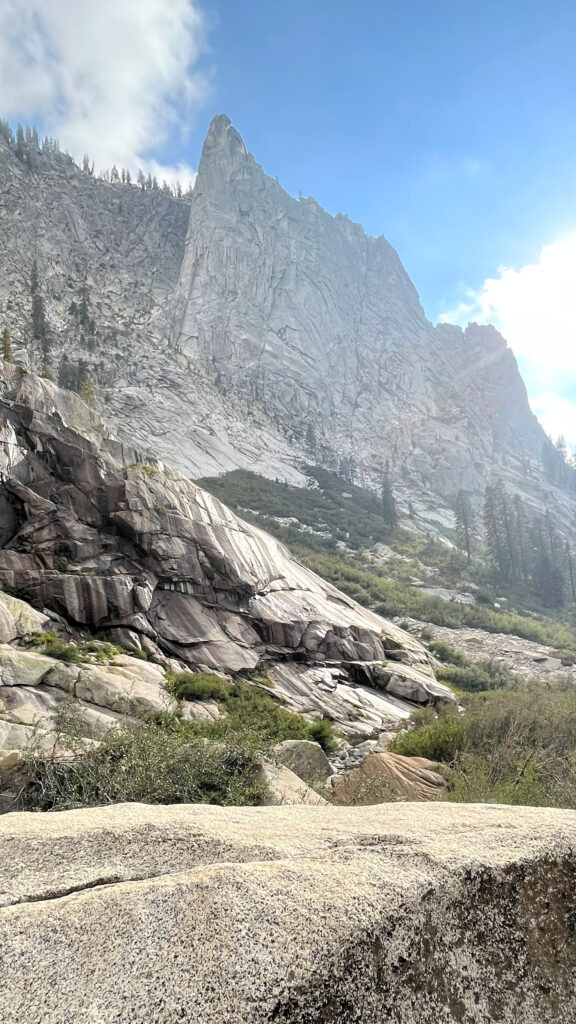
[2,0,576,443]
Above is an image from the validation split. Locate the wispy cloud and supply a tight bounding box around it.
[0,0,210,183]
[440,235,576,445]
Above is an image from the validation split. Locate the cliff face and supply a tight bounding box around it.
[0,364,447,717]
[175,116,553,503]
[0,118,569,526]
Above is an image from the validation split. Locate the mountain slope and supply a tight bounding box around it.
[0,117,572,532]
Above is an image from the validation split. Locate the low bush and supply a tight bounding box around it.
[428,640,469,666]
[20,722,267,811]
[436,659,517,693]
[165,677,338,753]
[166,670,232,702]
[392,687,576,807]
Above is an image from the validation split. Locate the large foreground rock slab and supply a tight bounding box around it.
[1,802,576,1023]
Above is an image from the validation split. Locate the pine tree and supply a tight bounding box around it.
[534,548,565,608]
[15,124,24,160]
[555,434,568,460]
[513,495,530,582]
[454,489,476,563]
[565,541,576,603]
[305,422,317,450]
[381,465,397,531]
[79,373,95,408]
[137,170,146,190]
[2,327,11,361]
[483,481,516,580]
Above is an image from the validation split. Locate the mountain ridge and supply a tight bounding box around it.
[0,114,573,537]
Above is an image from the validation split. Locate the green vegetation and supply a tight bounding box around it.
[21,722,267,812]
[166,670,231,702]
[198,466,396,550]
[427,640,519,692]
[391,686,576,807]
[125,462,159,476]
[25,632,141,665]
[167,673,338,753]
[2,326,11,362]
[298,549,576,650]
[18,675,338,812]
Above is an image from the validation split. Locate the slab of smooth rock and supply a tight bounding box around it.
[274,739,333,783]
[257,760,328,806]
[0,645,57,687]
[332,752,448,804]
[0,592,49,642]
[1,802,576,1023]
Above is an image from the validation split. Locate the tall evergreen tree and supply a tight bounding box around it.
[381,464,397,531]
[79,373,95,408]
[454,489,476,563]
[533,548,565,608]
[483,480,516,580]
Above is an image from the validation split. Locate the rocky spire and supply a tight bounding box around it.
[194,114,253,194]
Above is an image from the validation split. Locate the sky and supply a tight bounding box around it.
[1,0,576,445]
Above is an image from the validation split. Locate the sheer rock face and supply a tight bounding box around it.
[2,801,576,1023]
[174,115,557,507]
[0,366,434,696]
[0,121,569,525]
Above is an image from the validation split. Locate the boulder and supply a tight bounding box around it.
[0,645,57,687]
[0,592,49,642]
[332,752,448,804]
[257,760,328,805]
[1,802,576,1023]
[274,738,333,784]
[73,664,176,717]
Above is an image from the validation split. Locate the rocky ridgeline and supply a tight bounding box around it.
[0,118,573,533]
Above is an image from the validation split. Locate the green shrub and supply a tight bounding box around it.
[29,635,82,663]
[166,671,232,702]
[428,640,469,666]
[436,659,517,693]
[20,722,267,811]
[390,711,466,762]
[392,687,576,808]
[308,717,338,753]
[163,680,338,753]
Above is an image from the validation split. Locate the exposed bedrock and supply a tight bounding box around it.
[0,366,447,716]
[2,801,576,1024]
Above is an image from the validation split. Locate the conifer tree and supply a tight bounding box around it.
[2,327,11,362]
[381,464,397,531]
[454,489,476,563]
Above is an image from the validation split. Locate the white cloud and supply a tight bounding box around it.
[440,235,576,371]
[0,0,209,182]
[530,393,576,450]
[440,235,576,444]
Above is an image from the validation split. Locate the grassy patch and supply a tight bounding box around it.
[198,466,394,550]
[297,549,576,650]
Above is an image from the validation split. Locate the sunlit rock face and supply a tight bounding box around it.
[0,365,434,691]
[0,120,571,530]
[173,114,561,508]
